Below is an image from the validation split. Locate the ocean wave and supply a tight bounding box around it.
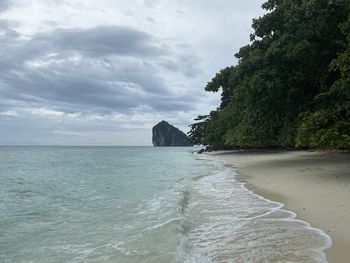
[180,155,331,263]
[178,190,190,215]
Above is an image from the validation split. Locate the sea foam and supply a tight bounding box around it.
[179,154,331,263]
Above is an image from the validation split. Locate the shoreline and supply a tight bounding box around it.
[208,150,350,263]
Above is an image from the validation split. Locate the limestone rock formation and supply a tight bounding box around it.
[152,121,192,146]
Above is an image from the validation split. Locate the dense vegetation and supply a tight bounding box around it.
[188,0,350,149]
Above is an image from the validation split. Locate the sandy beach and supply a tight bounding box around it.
[209,150,350,263]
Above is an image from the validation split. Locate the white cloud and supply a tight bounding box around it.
[0,110,18,117]
[28,108,81,118]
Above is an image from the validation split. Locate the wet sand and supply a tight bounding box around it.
[209,150,350,263]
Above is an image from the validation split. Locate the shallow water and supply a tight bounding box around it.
[0,146,330,262]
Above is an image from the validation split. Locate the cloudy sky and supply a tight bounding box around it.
[0,0,265,145]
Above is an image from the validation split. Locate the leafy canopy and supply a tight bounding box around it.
[188,0,350,149]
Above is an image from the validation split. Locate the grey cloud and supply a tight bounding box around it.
[0,22,198,115]
[39,25,166,57]
[1,60,191,113]
[0,0,12,12]
[152,99,194,112]
[1,24,168,72]
[0,20,19,38]
[159,54,201,77]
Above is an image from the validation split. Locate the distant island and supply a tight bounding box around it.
[152,121,192,146]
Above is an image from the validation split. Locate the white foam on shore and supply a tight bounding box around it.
[180,154,332,263]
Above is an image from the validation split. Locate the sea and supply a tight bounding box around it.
[0,146,331,263]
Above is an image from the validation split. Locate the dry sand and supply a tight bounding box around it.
[209,150,350,263]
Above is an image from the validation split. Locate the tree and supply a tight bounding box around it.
[296,15,350,149]
[188,115,210,145]
[190,0,350,149]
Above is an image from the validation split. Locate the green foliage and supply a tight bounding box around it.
[296,16,350,149]
[191,0,350,149]
[205,67,235,108]
[188,115,210,145]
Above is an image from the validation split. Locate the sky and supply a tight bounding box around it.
[0,0,265,146]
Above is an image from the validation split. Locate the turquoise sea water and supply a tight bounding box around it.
[0,146,331,262]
